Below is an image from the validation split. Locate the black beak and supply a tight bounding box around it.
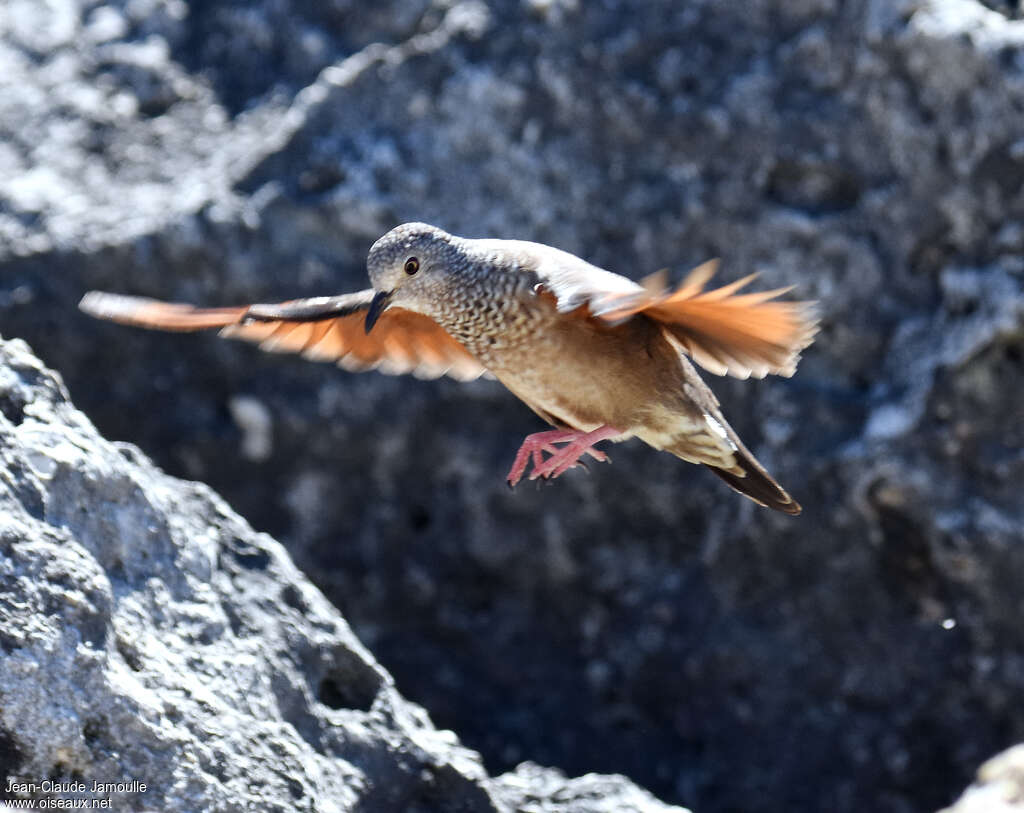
[364,290,393,334]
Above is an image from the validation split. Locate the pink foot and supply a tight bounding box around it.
[506,426,621,487]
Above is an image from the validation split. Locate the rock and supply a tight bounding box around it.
[0,1,1023,812]
[940,745,1024,813]
[0,336,687,812]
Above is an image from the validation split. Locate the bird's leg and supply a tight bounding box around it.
[530,425,621,480]
[506,426,621,487]
[507,430,570,487]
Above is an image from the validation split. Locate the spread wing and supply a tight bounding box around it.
[78,290,489,382]
[535,258,818,380]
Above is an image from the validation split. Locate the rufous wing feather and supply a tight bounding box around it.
[574,260,818,380]
[78,292,250,331]
[532,256,816,379]
[642,264,818,379]
[79,291,488,382]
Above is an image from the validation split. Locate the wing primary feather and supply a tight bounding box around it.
[80,289,489,382]
[645,269,818,379]
[79,292,249,331]
[673,259,720,297]
[684,272,759,302]
[546,252,817,379]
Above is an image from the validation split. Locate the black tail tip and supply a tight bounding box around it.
[705,462,802,516]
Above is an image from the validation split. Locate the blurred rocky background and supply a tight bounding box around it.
[1,0,1023,811]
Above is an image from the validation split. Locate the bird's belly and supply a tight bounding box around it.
[491,363,614,431]
[475,317,665,434]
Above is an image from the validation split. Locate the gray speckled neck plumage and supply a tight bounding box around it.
[427,238,546,356]
[367,223,550,354]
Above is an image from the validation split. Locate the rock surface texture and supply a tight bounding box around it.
[941,745,1024,813]
[1,1,1023,812]
[0,337,687,812]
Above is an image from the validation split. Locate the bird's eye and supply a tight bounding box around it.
[404,257,420,276]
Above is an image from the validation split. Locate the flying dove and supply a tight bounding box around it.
[79,222,817,514]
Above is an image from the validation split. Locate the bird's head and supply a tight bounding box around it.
[364,222,461,333]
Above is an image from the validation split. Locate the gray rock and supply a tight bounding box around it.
[940,745,1024,813]
[0,336,687,813]
[0,0,1023,811]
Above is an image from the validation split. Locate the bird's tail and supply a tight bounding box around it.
[702,441,801,515]
[657,409,802,515]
